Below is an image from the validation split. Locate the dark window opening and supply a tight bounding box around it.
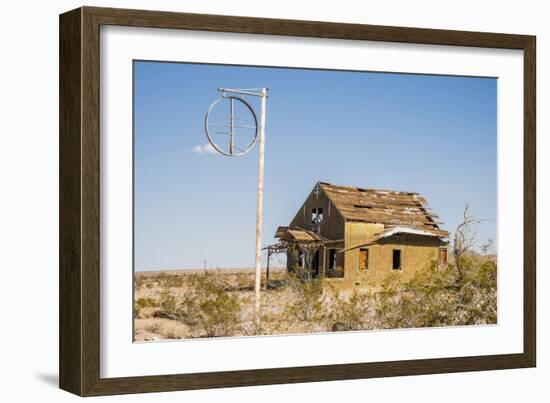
[359,248,369,270]
[328,249,336,269]
[312,250,320,277]
[326,249,344,278]
[392,249,402,270]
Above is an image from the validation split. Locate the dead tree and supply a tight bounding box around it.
[453,202,484,281]
[288,243,319,282]
[480,238,495,255]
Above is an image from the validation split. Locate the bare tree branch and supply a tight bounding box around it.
[453,203,485,281]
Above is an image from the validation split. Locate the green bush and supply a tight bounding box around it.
[135,297,157,308]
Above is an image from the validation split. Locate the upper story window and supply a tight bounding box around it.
[311,207,324,224]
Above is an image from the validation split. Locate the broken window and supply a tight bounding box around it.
[359,248,369,270]
[326,249,344,278]
[311,207,324,224]
[438,248,448,267]
[392,249,402,270]
[297,250,304,268]
[312,250,320,277]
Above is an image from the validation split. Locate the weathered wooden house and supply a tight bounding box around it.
[272,182,449,290]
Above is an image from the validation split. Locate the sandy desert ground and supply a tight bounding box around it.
[134,256,497,341]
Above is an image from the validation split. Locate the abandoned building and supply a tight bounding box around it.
[271,182,450,290]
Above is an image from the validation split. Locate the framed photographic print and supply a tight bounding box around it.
[59,6,536,396]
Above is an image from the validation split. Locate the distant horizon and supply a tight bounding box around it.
[136,266,288,274]
[134,61,497,272]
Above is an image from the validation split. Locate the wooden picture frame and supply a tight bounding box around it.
[59,6,536,396]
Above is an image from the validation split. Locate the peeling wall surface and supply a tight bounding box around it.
[342,222,383,288]
[352,234,446,290]
[288,184,345,241]
[287,184,345,271]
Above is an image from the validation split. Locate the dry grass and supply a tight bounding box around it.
[135,318,189,341]
[134,258,497,341]
[134,267,297,341]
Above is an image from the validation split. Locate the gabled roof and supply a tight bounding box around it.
[318,182,448,237]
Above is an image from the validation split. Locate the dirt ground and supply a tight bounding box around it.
[134,267,321,341]
[134,257,497,341]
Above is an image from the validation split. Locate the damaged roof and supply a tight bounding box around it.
[318,182,449,237]
[277,227,327,242]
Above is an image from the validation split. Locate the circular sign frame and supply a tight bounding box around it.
[204,95,259,157]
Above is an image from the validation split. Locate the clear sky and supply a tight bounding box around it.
[134,61,497,271]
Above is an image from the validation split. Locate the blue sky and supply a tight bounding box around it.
[134,61,497,271]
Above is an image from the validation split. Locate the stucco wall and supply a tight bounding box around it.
[343,228,447,290]
[342,222,384,288]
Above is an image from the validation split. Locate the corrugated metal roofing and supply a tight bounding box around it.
[340,225,449,253]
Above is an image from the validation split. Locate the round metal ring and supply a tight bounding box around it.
[204,95,259,157]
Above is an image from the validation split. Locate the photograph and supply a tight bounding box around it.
[132,60,498,341]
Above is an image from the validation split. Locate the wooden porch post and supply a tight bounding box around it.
[265,249,271,290]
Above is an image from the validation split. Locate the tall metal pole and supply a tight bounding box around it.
[254,88,267,326]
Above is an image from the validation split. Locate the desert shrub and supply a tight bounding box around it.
[139,273,242,337]
[376,273,457,329]
[134,297,158,318]
[136,297,157,308]
[178,273,242,337]
[328,290,376,331]
[134,275,145,290]
[283,266,327,323]
[153,272,185,288]
[375,257,497,329]
[454,258,497,324]
[134,303,141,318]
[158,290,177,313]
[149,272,166,287]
